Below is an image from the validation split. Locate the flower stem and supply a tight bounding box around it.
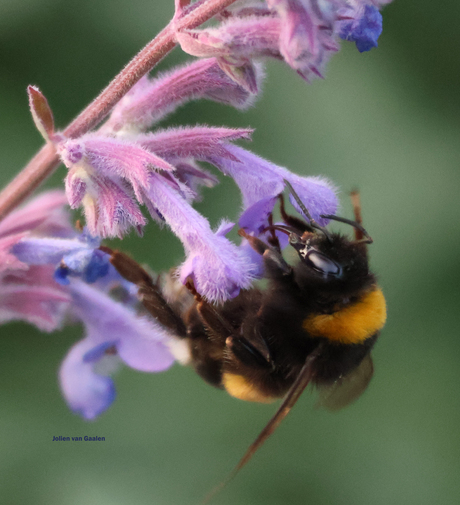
[0,0,238,222]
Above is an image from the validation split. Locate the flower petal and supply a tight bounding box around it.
[101,58,260,135]
[59,337,116,420]
[209,145,337,226]
[138,126,253,163]
[69,280,178,371]
[143,173,256,302]
[338,5,383,52]
[0,190,70,240]
[0,265,70,331]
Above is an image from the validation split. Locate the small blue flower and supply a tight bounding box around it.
[55,248,109,285]
[339,5,383,53]
[12,228,110,285]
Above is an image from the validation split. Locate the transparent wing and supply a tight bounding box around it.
[315,354,374,412]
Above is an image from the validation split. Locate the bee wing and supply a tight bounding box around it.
[315,354,374,411]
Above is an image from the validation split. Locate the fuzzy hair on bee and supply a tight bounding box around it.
[101,182,386,501]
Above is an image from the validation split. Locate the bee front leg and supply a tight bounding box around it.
[266,212,281,250]
[238,229,292,276]
[278,193,314,234]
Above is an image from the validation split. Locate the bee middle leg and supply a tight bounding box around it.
[184,280,235,341]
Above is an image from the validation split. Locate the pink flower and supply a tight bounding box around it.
[57,134,177,238]
[0,191,72,331]
[100,58,262,135]
[176,0,392,82]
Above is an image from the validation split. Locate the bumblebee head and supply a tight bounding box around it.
[282,180,376,300]
[291,231,372,288]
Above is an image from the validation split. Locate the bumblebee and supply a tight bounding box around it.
[102,182,386,493]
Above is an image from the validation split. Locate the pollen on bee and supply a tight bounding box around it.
[303,287,387,344]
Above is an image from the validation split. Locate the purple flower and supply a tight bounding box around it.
[338,4,383,52]
[57,128,254,239]
[266,0,340,80]
[144,173,257,302]
[176,0,392,82]
[0,265,70,331]
[176,16,283,87]
[0,191,72,331]
[206,145,338,227]
[176,5,338,83]
[100,58,262,135]
[12,229,110,285]
[59,280,189,419]
[5,203,188,418]
[57,134,179,238]
[56,127,261,301]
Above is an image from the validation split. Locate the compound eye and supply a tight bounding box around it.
[305,250,341,277]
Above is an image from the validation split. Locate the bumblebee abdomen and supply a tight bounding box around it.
[222,373,278,403]
[302,287,386,345]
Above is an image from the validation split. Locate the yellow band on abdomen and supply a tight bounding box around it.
[303,287,387,344]
[222,373,277,403]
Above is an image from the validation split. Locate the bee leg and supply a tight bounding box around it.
[185,280,234,340]
[266,213,281,250]
[100,246,187,337]
[226,333,273,369]
[238,229,292,276]
[278,193,314,234]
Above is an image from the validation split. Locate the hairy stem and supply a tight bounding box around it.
[0,0,238,222]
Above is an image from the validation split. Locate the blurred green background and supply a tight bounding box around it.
[1,1,460,504]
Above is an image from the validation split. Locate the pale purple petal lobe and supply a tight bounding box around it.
[59,338,116,420]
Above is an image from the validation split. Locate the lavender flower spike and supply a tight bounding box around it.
[58,128,253,239]
[60,280,187,419]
